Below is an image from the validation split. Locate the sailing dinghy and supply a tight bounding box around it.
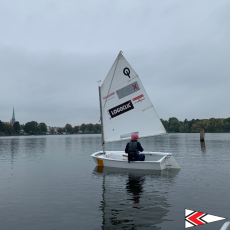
[91,52,180,170]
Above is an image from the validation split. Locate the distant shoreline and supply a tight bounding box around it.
[0,133,101,137]
[1,132,230,138]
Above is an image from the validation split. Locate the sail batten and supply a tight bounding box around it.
[101,52,166,143]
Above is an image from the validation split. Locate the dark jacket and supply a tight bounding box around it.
[125,140,144,154]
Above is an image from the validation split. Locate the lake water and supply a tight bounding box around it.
[0,134,229,230]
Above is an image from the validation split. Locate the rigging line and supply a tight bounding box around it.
[103,54,120,109]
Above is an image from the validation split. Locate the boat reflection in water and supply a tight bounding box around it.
[93,166,180,230]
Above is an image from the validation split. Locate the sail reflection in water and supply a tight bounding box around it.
[93,167,180,229]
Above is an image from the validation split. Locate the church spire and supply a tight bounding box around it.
[10,107,16,125]
[12,107,15,120]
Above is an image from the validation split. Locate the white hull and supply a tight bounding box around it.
[91,151,181,170]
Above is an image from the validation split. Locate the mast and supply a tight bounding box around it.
[98,86,105,154]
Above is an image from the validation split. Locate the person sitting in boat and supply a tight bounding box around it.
[125,133,145,162]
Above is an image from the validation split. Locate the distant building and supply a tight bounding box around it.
[10,107,16,125]
[46,126,62,134]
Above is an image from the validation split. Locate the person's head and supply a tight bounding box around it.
[131,133,139,141]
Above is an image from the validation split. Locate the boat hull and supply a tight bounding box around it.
[91,151,181,170]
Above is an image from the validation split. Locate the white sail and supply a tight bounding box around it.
[101,52,166,143]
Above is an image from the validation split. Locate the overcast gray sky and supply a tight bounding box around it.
[1,0,229,127]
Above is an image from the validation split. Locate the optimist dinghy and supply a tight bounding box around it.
[91,52,180,170]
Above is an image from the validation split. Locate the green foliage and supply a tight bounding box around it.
[2,116,229,136]
[160,117,230,133]
[73,126,79,133]
[160,119,169,132]
[94,124,101,133]
[57,128,63,133]
[223,122,230,132]
[184,124,190,133]
[24,121,40,134]
[0,120,4,133]
[39,123,47,133]
[13,121,20,134]
[3,124,14,134]
[80,123,87,132]
[168,117,180,132]
[87,123,94,133]
[65,124,73,134]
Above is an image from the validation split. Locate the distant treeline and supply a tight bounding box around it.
[0,120,101,135]
[58,123,101,134]
[161,117,230,133]
[1,117,230,135]
[0,121,48,135]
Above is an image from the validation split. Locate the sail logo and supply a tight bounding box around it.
[103,92,115,100]
[108,100,134,118]
[116,81,140,99]
[132,94,144,103]
[123,67,131,78]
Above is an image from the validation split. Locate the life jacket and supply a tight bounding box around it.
[128,141,139,161]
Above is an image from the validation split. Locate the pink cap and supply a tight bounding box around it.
[131,133,139,141]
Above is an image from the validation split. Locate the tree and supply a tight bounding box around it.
[87,123,94,133]
[57,128,63,133]
[179,125,184,133]
[184,124,190,133]
[0,120,4,133]
[160,119,169,132]
[39,123,47,133]
[214,119,223,132]
[225,117,230,123]
[20,124,25,130]
[24,121,40,134]
[168,117,180,132]
[65,124,73,133]
[80,123,87,132]
[207,124,214,133]
[13,121,20,134]
[191,124,199,133]
[3,124,14,134]
[223,122,230,132]
[74,126,79,133]
[94,124,101,133]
